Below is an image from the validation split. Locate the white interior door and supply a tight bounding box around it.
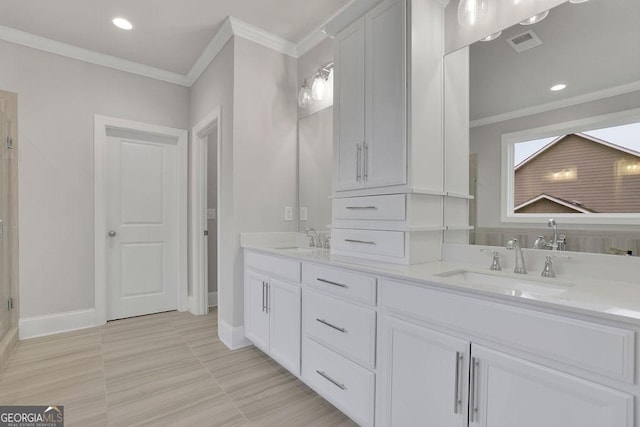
[105,129,179,320]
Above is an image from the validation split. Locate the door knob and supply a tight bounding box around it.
[108,231,116,237]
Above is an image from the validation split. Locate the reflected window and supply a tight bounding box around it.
[511,121,640,215]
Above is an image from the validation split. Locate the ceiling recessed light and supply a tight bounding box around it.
[569,0,589,3]
[112,17,133,31]
[550,84,567,92]
[519,10,549,25]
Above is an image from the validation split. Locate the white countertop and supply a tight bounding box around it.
[242,241,640,327]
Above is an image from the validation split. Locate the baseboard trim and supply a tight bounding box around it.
[218,319,251,350]
[0,327,18,372]
[208,291,218,307]
[19,309,96,340]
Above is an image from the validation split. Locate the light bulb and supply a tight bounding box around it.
[458,0,489,27]
[519,10,549,25]
[480,31,502,42]
[312,77,328,101]
[298,85,312,108]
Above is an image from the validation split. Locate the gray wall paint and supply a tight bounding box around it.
[471,90,640,231]
[207,130,218,294]
[190,37,297,328]
[0,40,190,318]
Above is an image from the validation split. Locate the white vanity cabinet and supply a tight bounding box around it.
[334,0,406,192]
[300,262,378,427]
[244,251,301,376]
[377,278,636,427]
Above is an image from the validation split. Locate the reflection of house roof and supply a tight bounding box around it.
[514,193,598,213]
[515,132,640,171]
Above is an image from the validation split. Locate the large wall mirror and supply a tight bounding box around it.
[451,0,640,254]
[298,107,333,232]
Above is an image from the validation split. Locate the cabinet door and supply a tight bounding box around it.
[377,315,469,427]
[269,278,301,376]
[365,0,407,189]
[334,17,365,192]
[244,270,270,352]
[470,345,633,427]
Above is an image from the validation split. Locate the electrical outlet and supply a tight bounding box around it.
[300,207,308,221]
[284,206,293,221]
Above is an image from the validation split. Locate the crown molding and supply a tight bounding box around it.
[470,80,640,128]
[185,18,234,85]
[0,24,191,87]
[296,29,328,58]
[229,17,297,58]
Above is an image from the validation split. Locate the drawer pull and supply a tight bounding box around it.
[453,352,464,414]
[316,278,348,288]
[344,239,376,245]
[345,206,377,210]
[316,318,347,333]
[316,370,346,390]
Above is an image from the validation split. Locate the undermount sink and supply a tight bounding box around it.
[435,270,573,298]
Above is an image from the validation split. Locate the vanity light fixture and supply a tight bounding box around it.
[298,62,333,108]
[480,31,502,42]
[112,17,134,30]
[458,0,489,27]
[550,83,567,91]
[519,10,549,25]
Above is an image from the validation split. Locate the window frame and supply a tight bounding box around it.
[500,107,640,225]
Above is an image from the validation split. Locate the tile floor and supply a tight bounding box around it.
[0,309,357,426]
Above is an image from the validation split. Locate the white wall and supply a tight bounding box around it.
[206,129,218,294]
[190,37,297,329]
[189,39,236,328]
[471,90,640,231]
[0,40,190,318]
[232,37,297,325]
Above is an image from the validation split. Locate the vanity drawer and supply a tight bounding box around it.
[244,251,301,283]
[302,262,377,306]
[303,289,376,369]
[302,337,375,427]
[333,194,406,221]
[331,228,405,258]
[382,279,636,383]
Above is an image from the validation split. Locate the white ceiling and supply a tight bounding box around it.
[469,0,640,123]
[0,0,350,75]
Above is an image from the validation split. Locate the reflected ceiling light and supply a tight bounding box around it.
[112,17,133,30]
[519,10,549,25]
[298,80,313,108]
[298,62,333,108]
[569,0,589,3]
[550,83,567,91]
[458,0,489,27]
[480,31,502,42]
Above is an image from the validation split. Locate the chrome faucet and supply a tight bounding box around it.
[304,228,320,248]
[480,249,502,271]
[506,238,527,274]
[532,218,567,251]
[541,254,571,277]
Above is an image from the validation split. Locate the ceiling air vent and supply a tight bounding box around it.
[507,30,543,53]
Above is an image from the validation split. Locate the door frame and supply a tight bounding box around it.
[189,107,221,316]
[94,115,189,325]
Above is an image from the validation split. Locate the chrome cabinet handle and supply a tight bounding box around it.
[345,206,377,210]
[363,142,368,181]
[316,318,347,333]
[356,143,362,182]
[108,230,116,237]
[453,352,464,414]
[344,239,376,245]
[470,357,479,422]
[262,281,266,313]
[316,278,348,288]
[316,370,346,390]
[266,283,270,314]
